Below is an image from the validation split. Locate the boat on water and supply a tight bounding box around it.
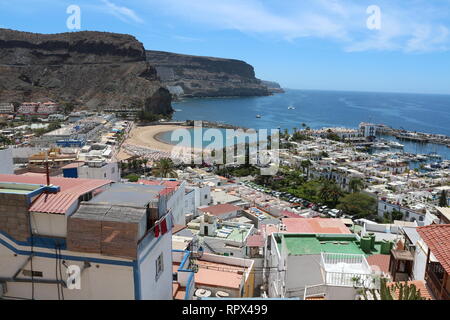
[387,141,404,149]
[428,153,442,160]
[416,154,429,161]
[287,106,295,110]
[256,115,261,118]
[372,143,390,150]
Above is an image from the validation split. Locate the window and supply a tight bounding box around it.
[155,253,164,281]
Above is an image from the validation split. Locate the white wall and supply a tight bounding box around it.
[168,181,186,226]
[285,254,323,297]
[137,231,173,300]
[412,239,428,281]
[77,162,120,182]
[0,233,135,300]
[0,148,14,174]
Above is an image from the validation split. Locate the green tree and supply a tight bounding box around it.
[337,193,376,218]
[319,182,344,206]
[152,158,178,178]
[0,134,12,146]
[349,178,365,193]
[300,160,312,177]
[125,174,139,182]
[439,190,448,207]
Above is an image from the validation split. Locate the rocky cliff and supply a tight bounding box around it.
[0,29,173,114]
[261,80,285,94]
[145,50,270,98]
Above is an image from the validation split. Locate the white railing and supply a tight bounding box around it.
[324,271,374,288]
[321,252,369,268]
[321,252,375,288]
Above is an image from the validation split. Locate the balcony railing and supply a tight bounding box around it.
[426,268,450,300]
[321,252,375,288]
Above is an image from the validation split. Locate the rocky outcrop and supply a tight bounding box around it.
[261,80,285,94]
[145,50,270,98]
[0,29,173,115]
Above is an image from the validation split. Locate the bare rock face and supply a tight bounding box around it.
[0,29,173,115]
[145,50,271,98]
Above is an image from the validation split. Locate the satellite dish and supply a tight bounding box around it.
[216,291,230,298]
[195,289,211,298]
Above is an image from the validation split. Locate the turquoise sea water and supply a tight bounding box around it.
[166,89,450,159]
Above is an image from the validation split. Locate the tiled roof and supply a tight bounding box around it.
[281,210,305,218]
[0,174,111,214]
[138,179,181,196]
[198,203,241,216]
[417,224,450,274]
[282,218,352,234]
[367,254,390,274]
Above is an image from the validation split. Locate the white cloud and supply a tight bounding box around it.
[101,0,143,24]
[139,0,450,53]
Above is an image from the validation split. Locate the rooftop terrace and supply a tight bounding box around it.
[276,234,384,256]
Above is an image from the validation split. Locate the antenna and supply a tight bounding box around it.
[45,149,50,187]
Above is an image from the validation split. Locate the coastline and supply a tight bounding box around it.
[124,124,190,153]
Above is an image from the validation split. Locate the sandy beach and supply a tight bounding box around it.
[125,125,189,153]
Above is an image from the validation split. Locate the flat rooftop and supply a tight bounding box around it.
[90,183,165,207]
[276,234,384,256]
[0,182,43,195]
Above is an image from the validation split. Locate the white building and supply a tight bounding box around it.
[0,178,175,300]
[359,122,381,138]
[184,184,211,218]
[78,161,121,182]
[265,233,380,300]
[0,148,14,174]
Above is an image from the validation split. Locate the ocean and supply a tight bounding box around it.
[168,89,450,159]
[173,89,450,135]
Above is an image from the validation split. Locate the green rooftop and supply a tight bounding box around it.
[276,234,384,256]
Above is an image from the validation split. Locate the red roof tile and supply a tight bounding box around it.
[281,210,305,218]
[138,179,181,196]
[282,218,352,234]
[0,174,111,214]
[367,254,391,274]
[417,224,450,274]
[198,203,241,216]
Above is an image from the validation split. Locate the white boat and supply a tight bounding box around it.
[387,141,404,149]
[287,106,295,110]
[372,143,390,150]
[428,153,442,159]
[256,115,261,118]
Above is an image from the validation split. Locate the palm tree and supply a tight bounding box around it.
[152,158,178,178]
[319,182,344,206]
[349,178,365,193]
[439,190,448,207]
[142,158,149,175]
[300,160,312,178]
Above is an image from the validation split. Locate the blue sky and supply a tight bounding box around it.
[1,0,450,94]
